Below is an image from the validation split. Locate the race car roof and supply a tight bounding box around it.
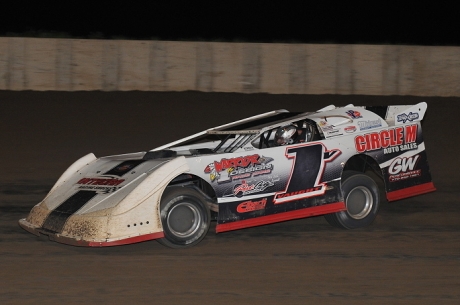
[152,109,296,150]
[213,111,302,131]
[209,111,314,134]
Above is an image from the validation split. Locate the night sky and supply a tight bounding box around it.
[1,2,458,45]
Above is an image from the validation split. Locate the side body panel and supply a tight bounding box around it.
[187,141,349,233]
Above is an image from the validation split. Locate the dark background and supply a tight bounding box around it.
[1,2,459,45]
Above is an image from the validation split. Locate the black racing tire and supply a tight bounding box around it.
[325,170,380,229]
[158,186,211,248]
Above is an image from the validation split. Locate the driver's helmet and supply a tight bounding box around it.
[275,125,297,146]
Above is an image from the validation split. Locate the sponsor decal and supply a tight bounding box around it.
[204,154,274,183]
[275,186,323,200]
[325,129,343,137]
[358,119,382,130]
[237,198,267,213]
[319,120,334,131]
[274,143,341,204]
[232,179,275,198]
[397,112,419,123]
[77,177,125,194]
[344,126,357,133]
[345,110,362,119]
[78,178,125,186]
[354,124,418,154]
[388,155,421,182]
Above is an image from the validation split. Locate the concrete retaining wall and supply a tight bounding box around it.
[1,37,459,96]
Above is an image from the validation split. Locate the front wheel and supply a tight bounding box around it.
[325,171,380,229]
[158,186,211,248]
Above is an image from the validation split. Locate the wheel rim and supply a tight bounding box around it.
[167,202,202,238]
[345,186,373,219]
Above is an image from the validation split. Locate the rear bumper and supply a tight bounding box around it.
[18,218,164,247]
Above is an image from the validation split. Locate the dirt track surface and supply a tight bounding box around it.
[1,91,459,304]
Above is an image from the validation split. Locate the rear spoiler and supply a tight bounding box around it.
[382,102,427,125]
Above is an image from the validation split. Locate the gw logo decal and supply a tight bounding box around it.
[388,155,421,182]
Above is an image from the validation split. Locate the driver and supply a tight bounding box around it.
[274,125,297,146]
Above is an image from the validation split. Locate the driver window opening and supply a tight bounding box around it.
[255,120,323,149]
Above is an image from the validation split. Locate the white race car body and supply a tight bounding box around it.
[19,103,436,247]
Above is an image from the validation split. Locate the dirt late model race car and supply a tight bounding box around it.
[19,102,436,248]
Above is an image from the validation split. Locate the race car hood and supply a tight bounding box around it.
[40,152,170,216]
[21,151,190,245]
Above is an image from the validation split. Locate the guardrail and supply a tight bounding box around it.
[1,37,459,96]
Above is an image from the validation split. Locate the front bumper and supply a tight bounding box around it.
[18,218,164,247]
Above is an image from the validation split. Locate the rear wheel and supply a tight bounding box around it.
[325,171,380,229]
[158,186,211,248]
